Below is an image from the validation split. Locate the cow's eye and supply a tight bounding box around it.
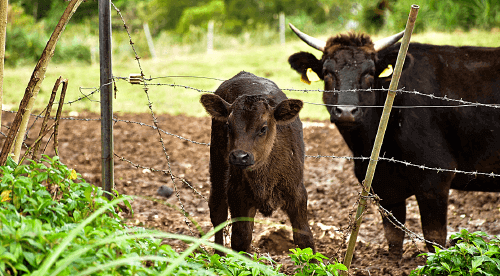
[362,74,374,87]
[259,126,268,136]
[364,74,374,81]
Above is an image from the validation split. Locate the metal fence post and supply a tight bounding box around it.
[207,20,214,53]
[99,0,114,199]
[279,12,285,45]
[342,5,419,274]
[143,22,157,60]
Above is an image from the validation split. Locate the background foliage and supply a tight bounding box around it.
[5,0,499,67]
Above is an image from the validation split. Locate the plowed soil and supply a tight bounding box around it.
[3,111,499,276]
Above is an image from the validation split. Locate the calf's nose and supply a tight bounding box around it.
[332,106,362,123]
[229,150,255,167]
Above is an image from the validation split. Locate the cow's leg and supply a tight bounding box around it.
[228,195,257,253]
[208,120,229,255]
[285,185,315,252]
[415,171,454,252]
[381,200,406,258]
[415,190,449,253]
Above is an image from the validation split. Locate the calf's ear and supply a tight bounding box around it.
[200,94,231,121]
[274,99,303,125]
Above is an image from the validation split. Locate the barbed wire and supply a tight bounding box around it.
[114,118,210,146]
[114,153,207,202]
[111,1,200,239]
[307,154,500,178]
[143,82,216,93]
[22,111,500,180]
[146,75,226,82]
[110,76,500,110]
[304,101,493,109]
[377,204,445,250]
[5,108,498,180]
[4,0,488,259]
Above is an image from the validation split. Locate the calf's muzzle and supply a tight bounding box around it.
[229,150,255,167]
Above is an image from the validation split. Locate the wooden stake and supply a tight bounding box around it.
[0,0,83,165]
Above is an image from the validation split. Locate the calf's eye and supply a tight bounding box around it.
[259,126,268,136]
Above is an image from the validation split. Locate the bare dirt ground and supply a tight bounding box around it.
[3,111,500,276]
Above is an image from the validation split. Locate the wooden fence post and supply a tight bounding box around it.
[0,0,7,129]
[341,5,419,274]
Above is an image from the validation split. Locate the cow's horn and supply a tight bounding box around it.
[289,23,326,52]
[373,30,405,52]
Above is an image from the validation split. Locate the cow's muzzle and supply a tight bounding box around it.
[229,150,255,168]
[331,106,362,126]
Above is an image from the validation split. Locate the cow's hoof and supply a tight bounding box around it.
[387,245,403,260]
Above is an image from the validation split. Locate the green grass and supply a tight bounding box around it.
[3,30,499,121]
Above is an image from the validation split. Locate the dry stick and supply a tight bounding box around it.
[31,77,63,160]
[342,5,419,274]
[53,79,68,156]
[19,122,56,165]
[0,0,8,129]
[0,0,83,166]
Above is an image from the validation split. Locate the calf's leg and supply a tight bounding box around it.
[208,120,230,255]
[285,186,315,252]
[209,189,228,255]
[228,197,257,253]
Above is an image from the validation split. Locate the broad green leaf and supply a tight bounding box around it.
[23,251,36,267]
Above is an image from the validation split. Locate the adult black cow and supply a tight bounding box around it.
[287,23,500,258]
[200,71,315,255]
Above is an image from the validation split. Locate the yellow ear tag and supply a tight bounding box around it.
[300,75,311,85]
[300,68,321,85]
[306,68,320,82]
[378,64,393,78]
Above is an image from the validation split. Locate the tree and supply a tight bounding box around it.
[147,0,211,34]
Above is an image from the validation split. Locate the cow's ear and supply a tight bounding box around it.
[288,52,324,82]
[200,94,231,121]
[375,50,414,79]
[274,99,303,125]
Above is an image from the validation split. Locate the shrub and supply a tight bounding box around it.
[5,4,47,67]
[410,229,500,276]
[290,247,347,276]
[2,155,347,275]
[53,42,92,65]
[357,0,500,33]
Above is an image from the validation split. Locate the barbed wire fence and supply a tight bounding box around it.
[4,1,500,271]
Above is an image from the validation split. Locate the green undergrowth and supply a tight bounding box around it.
[0,155,346,275]
[3,152,498,275]
[411,230,500,276]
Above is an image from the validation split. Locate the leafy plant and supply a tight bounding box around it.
[289,247,347,276]
[0,155,306,275]
[410,229,500,276]
[0,155,133,274]
[188,251,285,276]
[0,155,352,275]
